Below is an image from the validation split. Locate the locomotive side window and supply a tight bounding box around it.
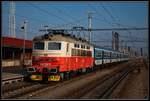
[48,42,61,50]
[77,49,80,56]
[86,46,90,49]
[81,50,86,56]
[71,49,75,56]
[34,42,44,50]
[87,51,92,57]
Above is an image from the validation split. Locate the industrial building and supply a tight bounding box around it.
[2,36,32,67]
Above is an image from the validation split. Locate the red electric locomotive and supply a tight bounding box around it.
[27,30,94,81]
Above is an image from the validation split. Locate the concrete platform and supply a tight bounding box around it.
[2,72,24,81]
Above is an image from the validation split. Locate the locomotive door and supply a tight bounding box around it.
[66,43,70,70]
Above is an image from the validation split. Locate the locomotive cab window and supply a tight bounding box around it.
[34,42,44,50]
[48,42,61,50]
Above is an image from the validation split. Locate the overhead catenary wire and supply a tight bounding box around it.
[5,2,89,37]
[26,2,69,23]
[16,13,56,28]
[3,23,37,39]
[48,5,87,29]
[51,17,87,29]
[49,4,86,28]
[25,2,89,30]
[99,3,148,51]
[101,3,117,23]
[92,40,148,43]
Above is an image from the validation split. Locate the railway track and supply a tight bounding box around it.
[2,60,137,99]
[2,82,55,99]
[1,62,122,99]
[98,64,136,99]
[66,63,136,99]
[2,69,100,99]
[2,68,95,99]
[2,81,35,93]
[18,61,133,99]
[2,76,24,85]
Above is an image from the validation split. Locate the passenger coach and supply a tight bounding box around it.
[94,47,129,66]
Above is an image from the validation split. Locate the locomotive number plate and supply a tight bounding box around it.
[48,75,60,81]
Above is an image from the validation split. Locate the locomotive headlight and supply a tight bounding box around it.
[30,75,42,81]
[30,75,37,79]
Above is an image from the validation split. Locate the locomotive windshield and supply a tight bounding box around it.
[34,42,44,50]
[48,42,61,50]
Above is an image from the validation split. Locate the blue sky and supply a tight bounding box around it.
[2,1,148,55]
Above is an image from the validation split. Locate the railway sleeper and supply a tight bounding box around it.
[2,78,24,85]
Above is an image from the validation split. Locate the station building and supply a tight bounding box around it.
[2,36,32,67]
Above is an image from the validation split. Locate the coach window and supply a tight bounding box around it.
[48,42,61,50]
[105,52,108,58]
[112,53,115,58]
[96,51,102,58]
[34,41,44,50]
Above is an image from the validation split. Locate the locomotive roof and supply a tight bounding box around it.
[94,46,124,54]
[33,31,91,45]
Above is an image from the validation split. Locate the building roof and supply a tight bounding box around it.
[2,36,32,49]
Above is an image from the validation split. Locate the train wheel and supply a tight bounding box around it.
[70,71,75,78]
[24,75,32,82]
[86,68,90,73]
[60,72,71,81]
[60,72,65,81]
[90,67,93,72]
[42,74,48,82]
[64,72,70,80]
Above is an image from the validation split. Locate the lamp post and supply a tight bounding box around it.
[21,20,27,68]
